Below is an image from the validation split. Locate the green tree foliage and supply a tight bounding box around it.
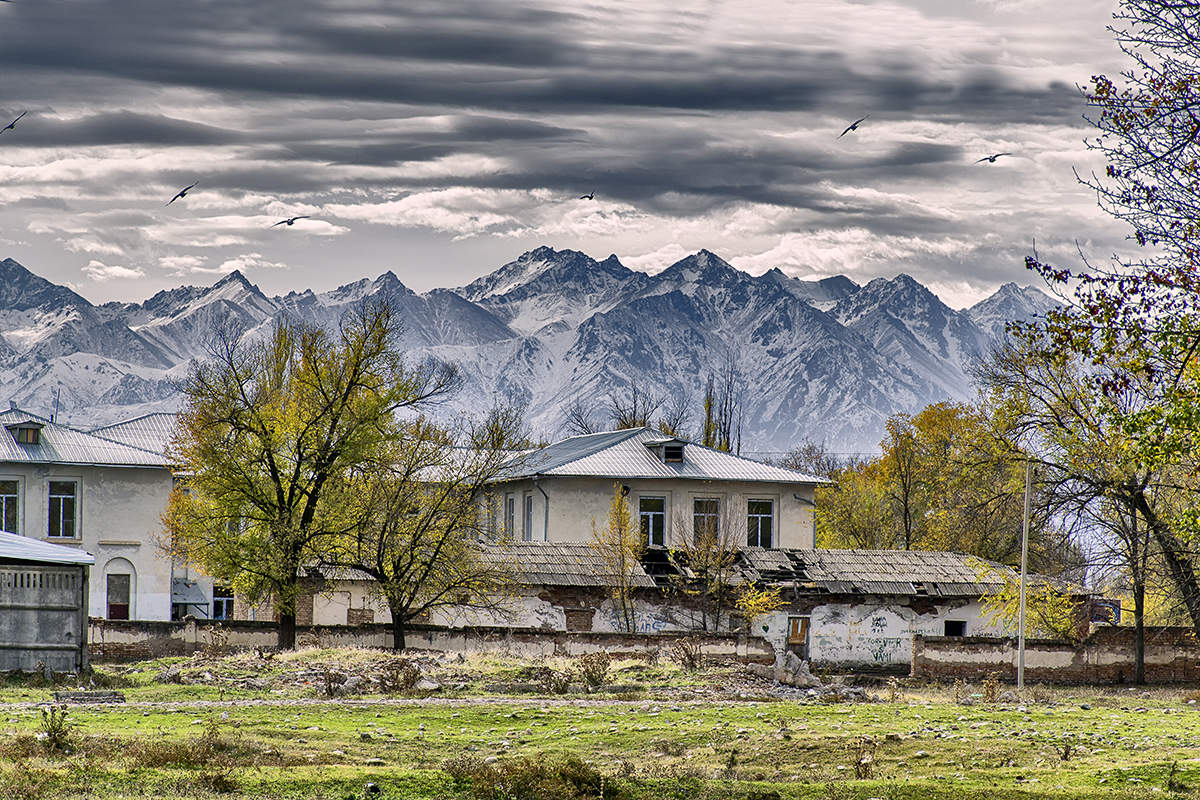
[813,402,1064,568]
[978,567,1085,644]
[320,408,524,650]
[590,484,646,633]
[164,301,456,649]
[1011,0,1200,649]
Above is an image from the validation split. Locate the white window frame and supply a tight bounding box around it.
[523,493,534,541]
[0,476,20,535]
[47,478,80,539]
[639,495,667,547]
[747,498,775,548]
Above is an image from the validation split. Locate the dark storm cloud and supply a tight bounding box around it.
[0,1,1076,123]
[11,111,242,147]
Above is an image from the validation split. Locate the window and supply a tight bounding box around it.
[0,480,17,534]
[48,481,77,538]
[787,616,810,658]
[523,494,534,541]
[639,497,666,546]
[213,586,235,620]
[693,498,719,543]
[107,573,131,620]
[505,495,515,538]
[747,499,774,547]
[664,444,684,463]
[943,620,966,637]
[13,427,38,445]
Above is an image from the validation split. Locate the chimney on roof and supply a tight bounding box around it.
[7,401,14,410]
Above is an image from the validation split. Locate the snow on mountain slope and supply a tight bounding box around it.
[0,250,1054,452]
[966,282,1058,341]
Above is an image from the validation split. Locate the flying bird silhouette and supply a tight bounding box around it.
[271,216,310,227]
[579,191,594,200]
[0,111,27,134]
[166,180,198,205]
[976,152,1013,164]
[839,116,869,137]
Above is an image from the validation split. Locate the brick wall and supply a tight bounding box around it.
[912,626,1200,683]
[88,617,775,663]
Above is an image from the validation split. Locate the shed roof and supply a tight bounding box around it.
[485,542,657,589]
[0,530,94,565]
[0,408,169,468]
[738,548,1011,597]
[500,427,826,484]
[90,412,180,457]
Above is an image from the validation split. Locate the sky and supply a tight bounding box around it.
[0,0,1129,308]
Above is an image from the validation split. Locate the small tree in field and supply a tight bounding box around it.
[734,584,785,635]
[321,407,525,650]
[591,483,645,633]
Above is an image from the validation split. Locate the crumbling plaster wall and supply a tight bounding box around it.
[756,597,1006,668]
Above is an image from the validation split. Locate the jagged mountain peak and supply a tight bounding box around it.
[0,257,90,311]
[967,281,1057,340]
[761,269,860,305]
[657,249,747,286]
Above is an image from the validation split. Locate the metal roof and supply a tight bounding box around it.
[90,413,180,457]
[0,409,169,468]
[0,530,94,565]
[486,542,657,589]
[499,427,826,484]
[308,542,657,590]
[737,548,1012,597]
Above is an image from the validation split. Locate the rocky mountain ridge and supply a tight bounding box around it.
[0,250,1056,452]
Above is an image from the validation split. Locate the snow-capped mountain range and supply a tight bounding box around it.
[0,249,1056,453]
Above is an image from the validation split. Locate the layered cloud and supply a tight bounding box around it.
[0,0,1125,303]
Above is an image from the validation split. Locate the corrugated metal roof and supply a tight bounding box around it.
[485,542,657,589]
[0,409,169,468]
[500,427,826,484]
[90,413,179,457]
[779,549,1010,597]
[0,530,94,565]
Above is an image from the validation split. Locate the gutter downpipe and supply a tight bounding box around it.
[534,475,550,542]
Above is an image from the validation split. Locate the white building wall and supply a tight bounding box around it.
[758,598,1007,668]
[0,463,180,620]
[488,476,816,549]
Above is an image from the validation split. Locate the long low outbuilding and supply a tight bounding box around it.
[0,529,95,672]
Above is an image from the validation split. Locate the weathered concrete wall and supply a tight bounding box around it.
[0,463,177,620]
[912,627,1200,684]
[489,476,816,549]
[87,617,774,663]
[0,563,88,672]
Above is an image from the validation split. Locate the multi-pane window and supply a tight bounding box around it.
[13,427,38,445]
[693,498,719,543]
[505,495,515,538]
[213,586,235,620]
[107,573,131,620]
[0,480,17,534]
[639,497,666,546]
[48,481,77,538]
[747,499,774,547]
[523,494,534,541]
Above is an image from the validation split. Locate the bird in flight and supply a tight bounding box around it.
[579,191,595,200]
[976,152,1013,164]
[271,216,310,227]
[0,111,27,134]
[839,116,869,137]
[166,180,198,205]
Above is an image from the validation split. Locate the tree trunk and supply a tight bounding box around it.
[388,600,407,651]
[1134,577,1145,685]
[278,611,297,650]
[1133,493,1200,637]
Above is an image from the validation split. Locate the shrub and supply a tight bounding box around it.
[574,652,611,690]
[381,658,422,694]
[536,667,572,695]
[670,637,704,671]
[444,753,618,800]
[36,705,74,753]
[849,736,877,779]
[982,674,1000,704]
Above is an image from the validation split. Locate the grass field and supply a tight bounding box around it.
[1,648,1198,799]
